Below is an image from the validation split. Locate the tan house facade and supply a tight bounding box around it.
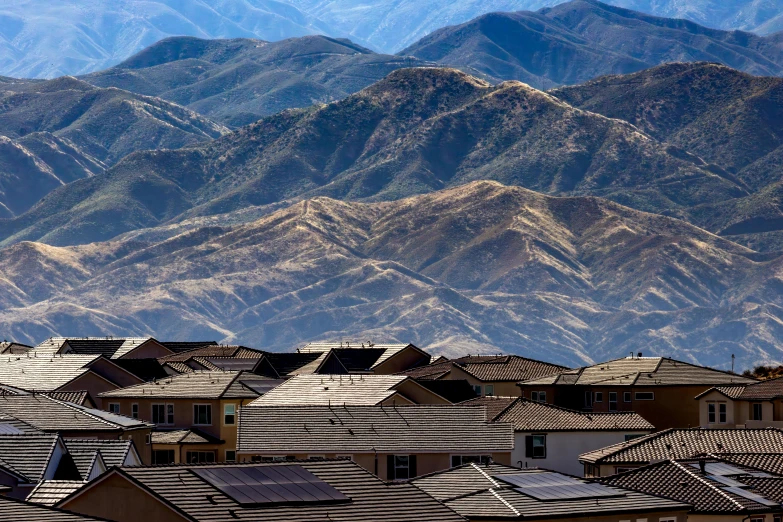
[697,378,783,429]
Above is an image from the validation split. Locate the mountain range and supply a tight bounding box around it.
[1,181,779,369]
[2,0,783,79]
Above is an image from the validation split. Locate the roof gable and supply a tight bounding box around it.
[495,398,655,432]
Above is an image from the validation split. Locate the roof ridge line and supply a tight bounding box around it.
[671,460,746,510]
[470,462,501,488]
[490,488,521,517]
[42,394,118,428]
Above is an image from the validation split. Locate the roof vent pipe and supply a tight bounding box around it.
[699,459,706,474]
[638,352,643,358]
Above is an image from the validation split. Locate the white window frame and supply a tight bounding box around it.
[394,455,412,480]
[108,403,120,414]
[131,403,139,419]
[223,403,236,426]
[531,434,546,459]
[152,403,174,425]
[193,403,213,426]
[609,392,618,411]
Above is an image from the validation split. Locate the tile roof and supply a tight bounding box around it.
[0,395,151,432]
[151,429,223,445]
[257,352,324,376]
[158,346,263,363]
[159,341,218,353]
[248,374,409,406]
[0,342,32,355]
[27,480,86,506]
[412,463,691,519]
[494,398,655,431]
[734,377,783,400]
[600,459,782,514]
[521,357,755,387]
[400,355,567,383]
[238,405,514,454]
[580,428,783,464]
[716,454,783,476]
[98,371,271,400]
[460,396,519,420]
[111,359,170,381]
[695,386,747,399]
[400,360,453,380]
[0,433,60,482]
[43,391,93,406]
[35,338,165,359]
[299,342,409,353]
[67,451,104,481]
[163,361,194,374]
[0,354,100,392]
[0,495,109,521]
[298,343,430,372]
[416,379,478,403]
[192,357,259,372]
[64,439,136,468]
[62,459,464,522]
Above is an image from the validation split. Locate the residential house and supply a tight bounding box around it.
[297,342,432,375]
[0,394,151,464]
[157,345,266,375]
[600,458,783,522]
[580,428,783,477]
[0,341,32,354]
[55,459,465,522]
[34,337,174,360]
[465,396,654,475]
[98,371,284,464]
[158,341,218,353]
[237,404,514,480]
[402,355,568,397]
[518,355,755,430]
[248,374,452,406]
[0,495,110,521]
[715,454,783,476]
[0,353,144,408]
[410,462,691,522]
[697,377,783,428]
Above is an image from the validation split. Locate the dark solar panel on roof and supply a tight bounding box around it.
[694,462,750,477]
[239,381,282,395]
[494,472,624,501]
[708,475,747,488]
[723,486,779,507]
[193,465,351,506]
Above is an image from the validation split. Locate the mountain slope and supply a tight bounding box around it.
[0,181,780,369]
[0,68,745,247]
[401,0,783,88]
[84,35,427,126]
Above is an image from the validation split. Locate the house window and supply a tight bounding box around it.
[451,455,491,467]
[308,455,326,461]
[224,404,236,425]
[708,403,716,423]
[473,385,482,396]
[624,392,631,402]
[485,385,495,397]
[131,403,139,419]
[225,450,236,462]
[752,403,763,421]
[108,403,120,414]
[387,455,417,480]
[152,404,174,425]
[595,392,603,403]
[609,392,618,411]
[152,450,175,465]
[194,404,212,426]
[659,519,676,522]
[719,403,727,423]
[526,435,546,459]
[635,392,654,400]
[584,392,593,408]
[253,456,295,462]
[187,451,216,464]
[531,391,546,403]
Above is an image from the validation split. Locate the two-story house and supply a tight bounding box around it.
[697,377,783,428]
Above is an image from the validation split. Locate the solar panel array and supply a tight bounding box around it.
[690,462,748,477]
[494,472,625,501]
[723,486,780,507]
[707,474,747,488]
[193,465,351,506]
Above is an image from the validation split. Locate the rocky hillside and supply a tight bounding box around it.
[84,36,427,127]
[0,181,779,369]
[0,76,227,218]
[401,0,783,88]
[0,68,744,247]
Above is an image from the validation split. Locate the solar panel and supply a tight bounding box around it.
[690,462,748,476]
[494,472,624,501]
[707,475,747,488]
[193,465,350,506]
[723,486,780,507]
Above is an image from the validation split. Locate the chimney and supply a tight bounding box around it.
[699,459,706,474]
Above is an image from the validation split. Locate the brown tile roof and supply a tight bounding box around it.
[43,391,93,406]
[459,356,568,383]
[600,459,783,514]
[61,460,464,522]
[735,377,783,400]
[99,371,271,400]
[0,433,60,482]
[163,361,194,374]
[397,360,452,380]
[695,386,747,399]
[460,396,518,420]
[0,395,151,432]
[158,346,263,363]
[580,428,783,464]
[249,374,409,406]
[27,480,86,506]
[64,439,137,468]
[412,463,691,519]
[0,495,109,521]
[238,405,514,454]
[151,429,223,445]
[494,398,655,432]
[521,357,755,387]
[0,354,100,392]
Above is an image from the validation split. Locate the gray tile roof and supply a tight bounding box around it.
[0,495,108,521]
[163,361,194,374]
[734,377,783,400]
[521,357,755,387]
[35,338,164,359]
[151,429,223,445]
[99,371,265,400]
[460,396,521,421]
[412,463,691,519]
[580,428,783,464]
[0,354,100,391]
[0,342,32,355]
[0,395,150,432]
[66,460,465,522]
[0,433,60,482]
[695,386,747,399]
[238,405,514,454]
[44,391,93,406]
[26,481,86,506]
[64,439,136,468]
[68,451,104,481]
[494,398,655,431]
[399,355,567,383]
[158,346,263,363]
[600,459,782,514]
[248,374,409,406]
